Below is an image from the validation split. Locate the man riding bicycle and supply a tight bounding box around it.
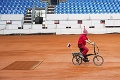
[78,26,94,62]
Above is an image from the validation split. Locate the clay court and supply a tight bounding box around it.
[0,34,120,80]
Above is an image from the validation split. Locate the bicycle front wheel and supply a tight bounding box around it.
[72,56,82,65]
[93,55,104,66]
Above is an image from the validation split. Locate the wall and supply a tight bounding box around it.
[45,14,120,34]
[0,14,24,30]
[0,14,120,35]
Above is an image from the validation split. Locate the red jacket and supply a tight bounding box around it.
[78,34,88,45]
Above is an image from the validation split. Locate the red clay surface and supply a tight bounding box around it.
[0,34,120,80]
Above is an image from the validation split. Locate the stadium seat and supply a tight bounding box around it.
[0,0,120,14]
[0,0,47,14]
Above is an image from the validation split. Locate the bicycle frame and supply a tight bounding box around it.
[86,43,99,57]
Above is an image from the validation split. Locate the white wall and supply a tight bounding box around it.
[111,14,120,19]
[46,14,117,20]
[0,14,120,35]
[91,20,100,26]
[0,14,24,29]
[6,24,18,29]
[94,24,105,28]
[12,21,22,27]
[46,24,56,29]
[71,24,81,29]
[114,20,120,26]
[56,28,119,34]
[90,14,111,20]
[46,14,68,20]
[105,20,120,26]
[0,15,1,20]
[45,14,120,28]
[23,24,32,29]
[0,14,24,20]
[82,20,91,28]
[0,24,6,29]
[0,21,6,24]
[56,29,82,34]
[106,28,120,33]
[3,29,30,34]
[68,14,90,20]
[32,24,42,29]
[105,20,114,26]
[57,24,66,29]
[45,21,54,24]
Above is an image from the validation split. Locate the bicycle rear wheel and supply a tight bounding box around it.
[93,55,104,66]
[72,56,82,65]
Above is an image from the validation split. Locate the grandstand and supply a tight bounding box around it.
[0,0,120,34]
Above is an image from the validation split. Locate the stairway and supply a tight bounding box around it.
[41,0,66,14]
[24,8,32,24]
[47,5,55,14]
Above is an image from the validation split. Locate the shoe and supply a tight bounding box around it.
[83,58,89,62]
[79,53,84,58]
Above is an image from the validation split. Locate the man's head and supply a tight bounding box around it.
[83,26,88,35]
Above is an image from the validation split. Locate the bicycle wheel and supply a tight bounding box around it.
[72,55,82,65]
[93,55,104,66]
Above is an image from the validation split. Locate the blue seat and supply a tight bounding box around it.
[0,10,5,14]
[106,10,110,13]
[110,10,114,13]
[114,9,119,13]
[0,0,120,14]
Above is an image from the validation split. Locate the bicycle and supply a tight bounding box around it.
[72,43,104,66]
